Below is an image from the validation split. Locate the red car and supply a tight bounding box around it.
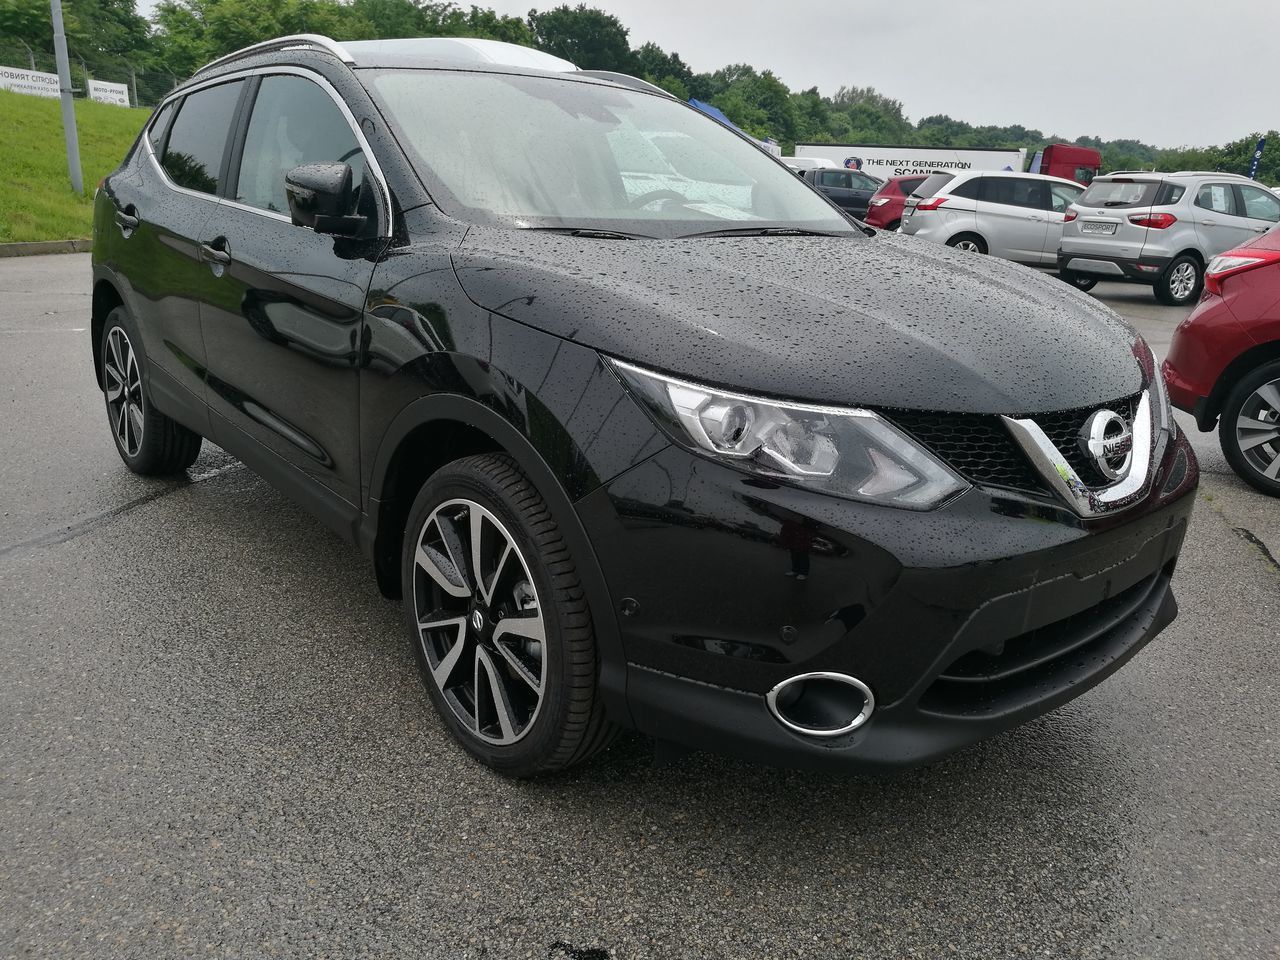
[1163,225,1280,495]
[863,174,929,231]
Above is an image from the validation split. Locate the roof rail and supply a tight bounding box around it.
[194,34,354,76]
[575,70,675,98]
[1166,170,1253,179]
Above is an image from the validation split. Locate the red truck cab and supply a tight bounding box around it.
[1036,144,1101,186]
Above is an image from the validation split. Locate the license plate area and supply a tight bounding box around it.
[1081,221,1117,235]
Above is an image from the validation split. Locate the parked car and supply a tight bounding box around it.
[1059,172,1280,306]
[863,173,929,231]
[1164,226,1280,495]
[800,166,883,218]
[900,171,1087,279]
[91,34,1197,777]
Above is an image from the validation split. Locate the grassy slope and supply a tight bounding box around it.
[0,90,150,243]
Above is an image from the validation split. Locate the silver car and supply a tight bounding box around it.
[900,170,1085,275]
[1058,171,1280,305]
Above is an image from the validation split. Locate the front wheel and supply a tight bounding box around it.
[1061,269,1098,292]
[1155,255,1202,306]
[401,454,616,776]
[1219,361,1280,497]
[100,307,202,475]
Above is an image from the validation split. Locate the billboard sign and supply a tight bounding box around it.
[0,65,60,99]
[794,144,1028,179]
[89,79,130,107]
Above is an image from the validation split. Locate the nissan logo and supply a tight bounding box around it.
[1079,409,1134,481]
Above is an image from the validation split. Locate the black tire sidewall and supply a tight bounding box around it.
[1219,361,1280,497]
[400,460,585,774]
[947,234,987,254]
[1156,255,1202,306]
[1062,270,1097,292]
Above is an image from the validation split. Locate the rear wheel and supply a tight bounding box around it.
[100,306,202,475]
[1219,361,1280,497]
[884,219,901,232]
[946,233,987,254]
[401,454,616,776]
[1060,269,1098,292]
[1155,255,1202,306]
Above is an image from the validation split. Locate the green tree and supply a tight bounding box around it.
[527,4,634,71]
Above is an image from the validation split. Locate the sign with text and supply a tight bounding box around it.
[794,144,1027,178]
[0,65,60,99]
[89,79,130,107]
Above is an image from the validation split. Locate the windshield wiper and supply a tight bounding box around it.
[523,226,650,240]
[677,226,848,239]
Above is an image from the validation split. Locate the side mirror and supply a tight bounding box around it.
[285,162,364,236]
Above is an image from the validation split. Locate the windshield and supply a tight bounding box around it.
[366,69,856,239]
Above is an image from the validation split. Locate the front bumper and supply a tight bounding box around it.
[576,431,1198,771]
[1058,249,1172,283]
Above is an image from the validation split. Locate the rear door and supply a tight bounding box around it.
[195,71,390,509]
[976,177,1050,262]
[1192,182,1255,256]
[104,79,247,425]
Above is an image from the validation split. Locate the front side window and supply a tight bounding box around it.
[1049,182,1083,213]
[161,80,244,195]
[368,70,855,239]
[1196,183,1238,216]
[1239,184,1280,222]
[147,100,176,154]
[849,171,880,191]
[236,75,366,216]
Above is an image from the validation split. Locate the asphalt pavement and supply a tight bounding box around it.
[1,256,1277,960]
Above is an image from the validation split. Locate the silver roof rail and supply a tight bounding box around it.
[575,70,675,98]
[194,34,354,76]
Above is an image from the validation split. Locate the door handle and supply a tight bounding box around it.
[1202,219,1218,226]
[115,205,139,234]
[199,240,231,265]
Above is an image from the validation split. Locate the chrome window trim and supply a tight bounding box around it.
[1002,391,1154,518]
[142,65,393,238]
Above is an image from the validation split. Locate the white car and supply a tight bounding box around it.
[900,170,1086,277]
[781,156,838,173]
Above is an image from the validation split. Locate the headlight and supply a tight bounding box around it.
[609,359,968,509]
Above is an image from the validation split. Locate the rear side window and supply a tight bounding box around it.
[1078,179,1157,209]
[162,80,244,195]
[818,170,851,189]
[1049,182,1083,213]
[949,177,981,200]
[235,74,366,215]
[1195,183,1238,216]
[897,176,927,195]
[980,177,1046,209]
[1238,184,1280,222]
[913,173,954,198]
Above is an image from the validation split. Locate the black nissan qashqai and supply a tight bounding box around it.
[91,35,1198,777]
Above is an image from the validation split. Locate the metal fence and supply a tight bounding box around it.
[0,40,181,109]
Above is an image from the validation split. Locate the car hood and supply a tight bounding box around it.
[452,227,1143,414]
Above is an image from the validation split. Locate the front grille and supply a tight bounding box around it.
[885,393,1141,496]
[918,568,1166,718]
[884,409,1046,493]
[1034,395,1138,487]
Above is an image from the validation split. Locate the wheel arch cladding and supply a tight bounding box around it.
[91,279,125,390]
[365,393,641,728]
[1209,341,1280,421]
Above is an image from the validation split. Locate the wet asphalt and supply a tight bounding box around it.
[1,254,1277,960]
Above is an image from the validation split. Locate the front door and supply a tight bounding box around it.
[196,72,387,507]
[1192,182,1256,257]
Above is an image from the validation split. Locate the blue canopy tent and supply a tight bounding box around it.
[688,99,781,156]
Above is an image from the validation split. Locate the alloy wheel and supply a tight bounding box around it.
[412,498,547,745]
[1235,378,1280,482]
[103,327,144,457]
[1168,261,1197,301]
[954,240,981,253]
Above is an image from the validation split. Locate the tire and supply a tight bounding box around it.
[884,219,901,233]
[1218,360,1280,497]
[100,306,202,475]
[1154,254,1202,306]
[1060,270,1098,292]
[946,233,987,254]
[401,453,616,776]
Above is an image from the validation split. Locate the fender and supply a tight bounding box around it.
[361,392,636,728]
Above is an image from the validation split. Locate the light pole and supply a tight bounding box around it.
[50,0,83,195]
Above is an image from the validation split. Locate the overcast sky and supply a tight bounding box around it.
[463,0,1276,148]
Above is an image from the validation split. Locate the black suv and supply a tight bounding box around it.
[91,35,1198,776]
